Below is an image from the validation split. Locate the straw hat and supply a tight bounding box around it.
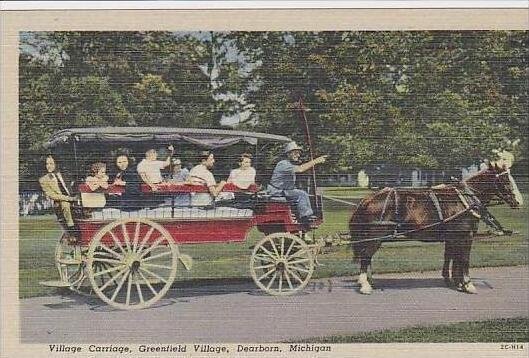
[284,141,303,154]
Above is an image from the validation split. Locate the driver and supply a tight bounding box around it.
[267,142,327,225]
[38,155,78,242]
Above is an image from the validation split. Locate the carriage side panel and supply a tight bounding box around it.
[254,202,301,235]
[77,218,255,246]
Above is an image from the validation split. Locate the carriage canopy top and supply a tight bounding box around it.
[45,127,292,149]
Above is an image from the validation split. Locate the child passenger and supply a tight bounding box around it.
[85,162,109,192]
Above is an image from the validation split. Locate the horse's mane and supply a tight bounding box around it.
[463,167,491,183]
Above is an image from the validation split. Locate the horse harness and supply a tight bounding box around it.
[372,186,483,243]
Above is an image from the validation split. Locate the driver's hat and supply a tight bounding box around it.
[284,141,303,154]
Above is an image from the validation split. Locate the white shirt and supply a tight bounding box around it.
[137,159,166,184]
[188,164,217,206]
[228,167,256,189]
[189,164,216,187]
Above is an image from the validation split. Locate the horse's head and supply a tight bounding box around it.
[466,163,524,209]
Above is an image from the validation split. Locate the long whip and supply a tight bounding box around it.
[296,97,321,211]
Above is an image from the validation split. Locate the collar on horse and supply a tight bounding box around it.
[377,186,488,241]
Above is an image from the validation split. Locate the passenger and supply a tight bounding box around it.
[137,145,174,191]
[85,162,110,192]
[227,153,256,190]
[111,153,143,211]
[188,151,226,206]
[169,158,190,183]
[267,142,327,225]
[168,158,191,206]
[38,155,78,242]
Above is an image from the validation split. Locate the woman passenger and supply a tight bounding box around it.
[111,154,143,210]
[227,153,256,190]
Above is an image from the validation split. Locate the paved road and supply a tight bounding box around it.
[21,266,528,343]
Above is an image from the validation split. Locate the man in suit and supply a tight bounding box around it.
[39,155,78,240]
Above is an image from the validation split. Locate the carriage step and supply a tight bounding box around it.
[57,258,82,265]
[39,280,72,288]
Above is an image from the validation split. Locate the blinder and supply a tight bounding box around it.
[493,169,519,206]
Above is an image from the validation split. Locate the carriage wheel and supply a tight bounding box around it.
[87,218,178,310]
[56,238,119,296]
[55,234,93,295]
[250,233,315,296]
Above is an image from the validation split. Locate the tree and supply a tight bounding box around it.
[232,31,528,174]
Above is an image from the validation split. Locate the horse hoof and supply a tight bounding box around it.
[463,282,477,294]
[359,285,373,295]
[457,282,477,294]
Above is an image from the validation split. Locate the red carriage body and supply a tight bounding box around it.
[76,182,313,246]
[44,127,323,309]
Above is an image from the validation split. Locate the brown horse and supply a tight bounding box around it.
[349,163,523,294]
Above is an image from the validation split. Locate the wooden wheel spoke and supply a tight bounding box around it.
[257,245,278,260]
[139,267,168,284]
[126,272,133,305]
[110,270,131,302]
[136,226,155,253]
[285,267,304,284]
[93,257,122,265]
[98,243,124,260]
[138,270,158,296]
[68,267,85,288]
[257,267,276,282]
[266,272,278,289]
[285,239,296,256]
[99,266,127,291]
[73,275,86,290]
[287,249,309,260]
[142,263,173,271]
[253,263,275,270]
[268,238,280,258]
[93,265,123,278]
[253,254,275,263]
[135,282,144,304]
[287,258,310,265]
[132,222,141,253]
[121,223,132,251]
[139,236,165,258]
[280,237,285,258]
[109,231,125,254]
[142,250,173,262]
[287,264,310,274]
[94,262,113,281]
[284,270,294,290]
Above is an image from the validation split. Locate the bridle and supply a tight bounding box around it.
[465,169,514,205]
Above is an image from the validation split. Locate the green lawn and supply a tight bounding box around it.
[19,188,528,298]
[289,317,529,343]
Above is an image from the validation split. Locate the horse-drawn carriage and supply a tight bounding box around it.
[40,127,524,310]
[41,127,324,310]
